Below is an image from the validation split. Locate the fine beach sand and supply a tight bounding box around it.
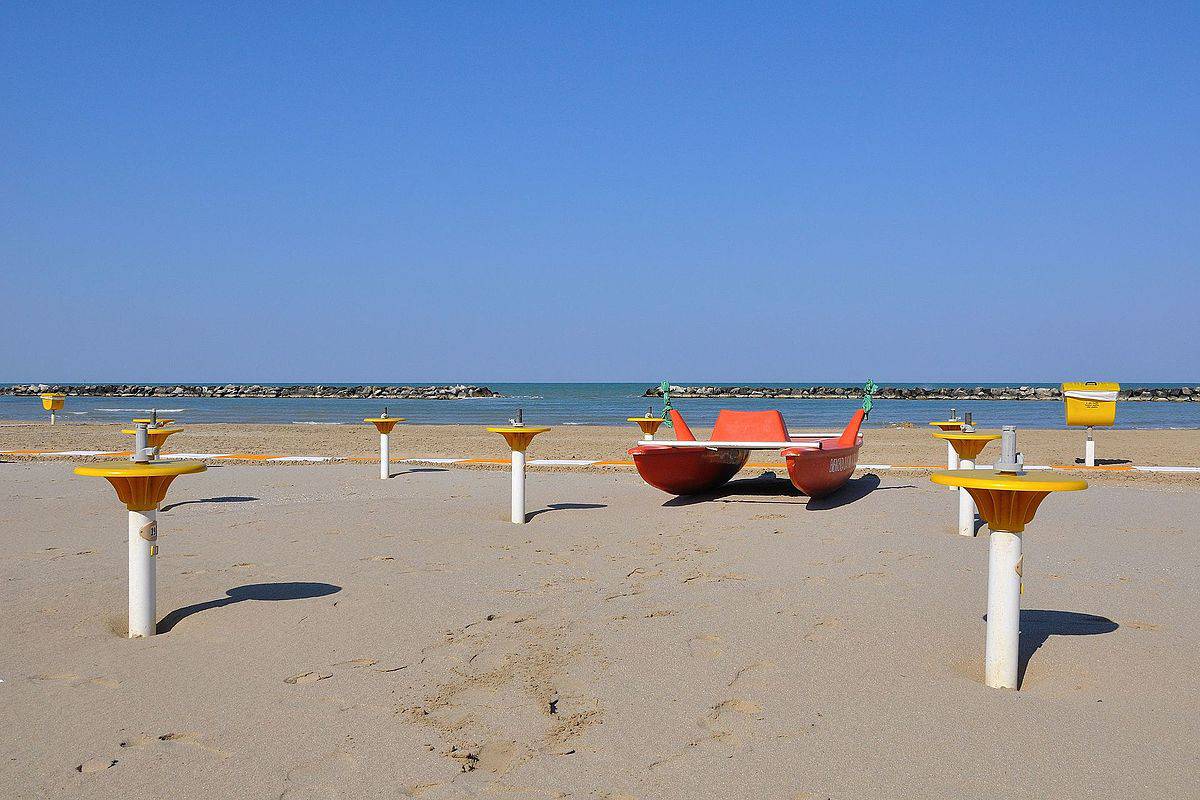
[1,461,1198,798]
[2,422,1200,488]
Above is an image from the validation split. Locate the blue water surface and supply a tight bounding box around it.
[2,383,1198,428]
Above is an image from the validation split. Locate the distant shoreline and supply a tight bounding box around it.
[1,384,498,400]
[5,382,1200,402]
[649,384,1200,402]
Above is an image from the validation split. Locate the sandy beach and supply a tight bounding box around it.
[2,458,1198,798]
[2,421,1198,488]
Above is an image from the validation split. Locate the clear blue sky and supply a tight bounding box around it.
[2,3,1196,383]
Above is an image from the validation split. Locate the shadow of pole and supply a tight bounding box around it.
[157,581,341,634]
[983,609,1119,688]
[526,502,608,520]
[160,496,259,513]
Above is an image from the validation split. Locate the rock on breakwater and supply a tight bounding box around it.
[644,385,1200,401]
[3,384,498,399]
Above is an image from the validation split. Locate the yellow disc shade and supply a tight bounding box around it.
[928,421,966,431]
[365,417,406,434]
[122,428,183,450]
[932,431,1002,460]
[41,393,66,411]
[628,416,665,436]
[132,418,175,426]
[931,469,1087,532]
[487,426,551,452]
[75,460,207,511]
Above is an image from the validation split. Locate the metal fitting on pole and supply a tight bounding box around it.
[133,423,152,463]
[994,426,1024,475]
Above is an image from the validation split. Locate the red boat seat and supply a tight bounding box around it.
[711,409,788,442]
[835,409,866,447]
[668,409,697,441]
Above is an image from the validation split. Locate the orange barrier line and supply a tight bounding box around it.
[457,458,509,464]
[593,460,636,466]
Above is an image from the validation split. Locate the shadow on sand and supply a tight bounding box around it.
[527,502,608,520]
[160,496,259,512]
[663,472,909,509]
[983,609,1119,688]
[157,582,342,634]
[1073,458,1132,466]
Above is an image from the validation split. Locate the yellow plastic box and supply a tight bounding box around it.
[1061,381,1119,427]
[40,393,66,411]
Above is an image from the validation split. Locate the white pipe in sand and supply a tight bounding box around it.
[511,448,526,524]
[1085,427,1096,467]
[985,529,1022,689]
[946,441,959,489]
[127,508,157,638]
[380,431,390,479]
[958,457,977,536]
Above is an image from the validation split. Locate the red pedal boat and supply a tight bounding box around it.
[629,408,865,498]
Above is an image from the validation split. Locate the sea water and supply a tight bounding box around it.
[1,383,1197,428]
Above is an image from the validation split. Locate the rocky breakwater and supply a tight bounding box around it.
[644,385,1200,401]
[3,384,499,399]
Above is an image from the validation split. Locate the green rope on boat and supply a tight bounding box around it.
[660,380,674,427]
[862,378,878,418]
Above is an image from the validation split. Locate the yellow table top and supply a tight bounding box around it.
[627,417,665,423]
[40,393,66,398]
[931,469,1087,492]
[132,418,175,425]
[487,426,551,435]
[932,431,1002,441]
[121,428,183,436]
[364,417,407,423]
[928,421,965,428]
[75,460,207,479]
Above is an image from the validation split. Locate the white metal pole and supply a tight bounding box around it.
[380,431,390,479]
[946,441,959,489]
[128,508,157,638]
[50,410,56,425]
[645,431,654,441]
[985,529,1023,689]
[511,448,526,524]
[1085,427,1095,467]
[957,457,976,536]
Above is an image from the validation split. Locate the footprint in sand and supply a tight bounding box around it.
[76,758,117,773]
[804,617,841,642]
[285,671,332,685]
[448,740,523,774]
[231,562,256,569]
[698,698,766,749]
[333,658,378,667]
[119,735,159,749]
[688,634,724,659]
[281,751,361,798]
[728,661,778,689]
[157,731,229,757]
[363,555,395,562]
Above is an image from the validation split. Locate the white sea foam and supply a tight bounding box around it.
[94,407,186,412]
